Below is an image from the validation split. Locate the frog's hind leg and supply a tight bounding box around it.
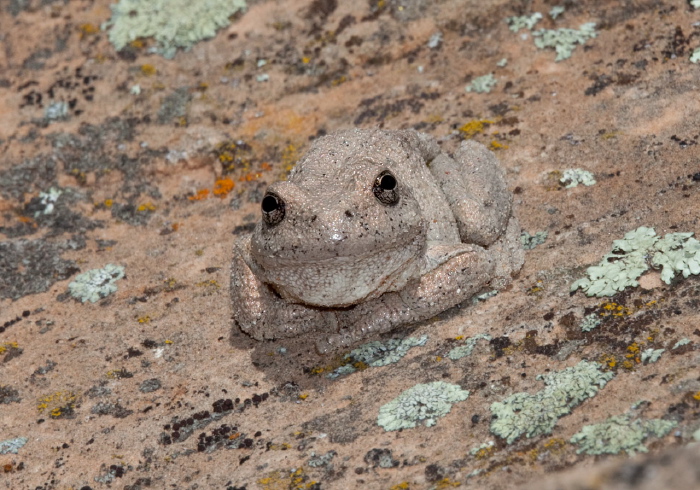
[428,141,512,247]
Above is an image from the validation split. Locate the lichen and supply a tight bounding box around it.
[580,314,601,332]
[68,264,125,303]
[0,437,27,455]
[377,381,470,431]
[641,348,664,364]
[691,47,700,63]
[532,23,598,61]
[560,168,596,188]
[328,335,428,378]
[571,227,700,297]
[571,414,676,456]
[466,74,497,93]
[448,334,492,361]
[103,0,247,58]
[549,6,565,19]
[673,338,691,349]
[506,13,543,32]
[490,360,614,444]
[521,231,548,250]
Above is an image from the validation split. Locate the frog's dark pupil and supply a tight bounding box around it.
[262,195,279,212]
[379,174,396,190]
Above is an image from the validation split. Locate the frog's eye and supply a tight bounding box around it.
[261,193,285,226]
[373,170,399,206]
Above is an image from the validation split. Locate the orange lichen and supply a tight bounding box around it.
[212,178,235,197]
[599,302,632,317]
[693,391,700,401]
[189,189,210,201]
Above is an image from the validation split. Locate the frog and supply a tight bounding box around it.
[230,128,524,352]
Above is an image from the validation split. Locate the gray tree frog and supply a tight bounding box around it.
[230,129,523,352]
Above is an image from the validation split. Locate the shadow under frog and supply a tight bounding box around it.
[230,128,523,354]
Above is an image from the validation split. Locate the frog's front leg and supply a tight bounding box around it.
[231,236,338,340]
[317,244,495,352]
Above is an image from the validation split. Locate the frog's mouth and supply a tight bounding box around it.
[256,240,424,308]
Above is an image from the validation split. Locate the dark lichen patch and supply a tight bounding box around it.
[0,156,57,201]
[0,238,80,300]
[19,65,99,121]
[94,463,130,484]
[363,448,399,469]
[157,87,192,125]
[90,401,134,419]
[161,394,269,448]
[0,385,21,404]
[196,424,251,453]
[138,378,161,393]
[354,92,440,126]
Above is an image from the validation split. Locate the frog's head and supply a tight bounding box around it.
[250,129,430,307]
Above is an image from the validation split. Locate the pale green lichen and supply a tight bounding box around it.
[521,231,548,250]
[69,264,125,303]
[673,338,691,349]
[377,381,470,431]
[580,314,601,332]
[549,6,565,19]
[641,348,664,364]
[496,58,508,67]
[469,440,495,456]
[691,48,700,63]
[560,168,596,188]
[532,23,598,61]
[466,74,497,93]
[506,12,543,32]
[691,0,700,9]
[0,437,28,455]
[571,227,700,297]
[448,334,492,361]
[103,0,247,58]
[490,360,614,444]
[327,335,428,379]
[571,414,676,456]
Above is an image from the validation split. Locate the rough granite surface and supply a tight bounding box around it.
[1,0,699,489]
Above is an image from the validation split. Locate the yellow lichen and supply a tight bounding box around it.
[490,140,508,150]
[137,315,150,324]
[0,342,19,354]
[137,202,156,212]
[140,64,157,76]
[458,119,494,139]
[37,391,77,419]
[390,483,410,490]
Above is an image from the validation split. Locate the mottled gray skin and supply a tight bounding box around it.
[231,129,523,352]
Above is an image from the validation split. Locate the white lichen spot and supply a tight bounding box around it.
[549,6,565,19]
[490,360,614,444]
[377,381,470,431]
[69,264,126,303]
[496,57,508,67]
[469,440,495,456]
[36,188,63,217]
[427,32,443,49]
[532,23,597,61]
[572,227,700,297]
[560,168,596,188]
[466,74,497,93]
[44,101,69,121]
[580,313,601,332]
[571,414,676,456]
